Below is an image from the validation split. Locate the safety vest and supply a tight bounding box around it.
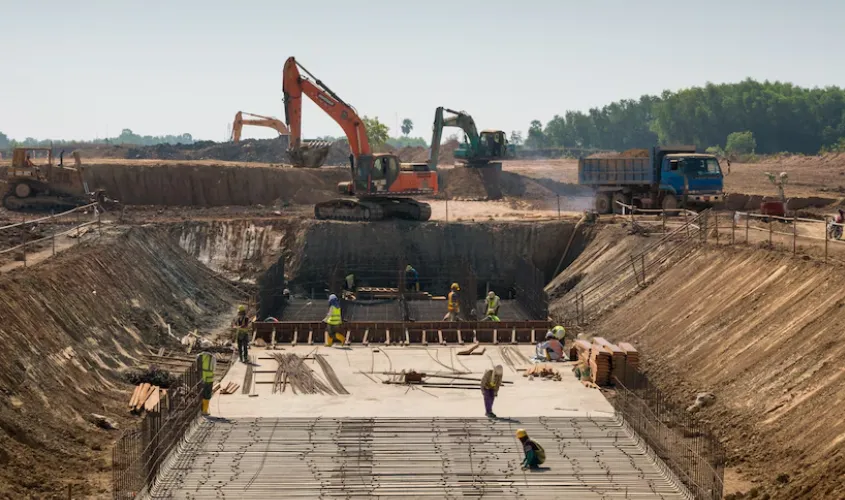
[200,353,214,383]
[485,295,500,314]
[447,291,459,312]
[327,305,342,325]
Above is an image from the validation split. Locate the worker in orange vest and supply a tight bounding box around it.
[442,282,462,321]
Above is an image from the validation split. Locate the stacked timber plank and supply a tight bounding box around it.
[589,346,612,386]
[128,383,166,413]
[619,342,639,371]
[594,337,626,383]
[571,339,592,361]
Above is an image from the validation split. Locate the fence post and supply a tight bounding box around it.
[769,217,773,245]
[662,209,666,234]
[792,216,797,255]
[731,212,736,246]
[51,210,56,256]
[715,212,719,245]
[684,210,690,238]
[703,211,708,243]
[825,216,829,264]
[76,209,81,244]
[22,214,27,268]
[98,209,102,238]
[445,199,449,223]
[630,204,635,226]
[557,194,561,219]
[745,214,749,244]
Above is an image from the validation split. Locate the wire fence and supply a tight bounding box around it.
[612,369,725,500]
[112,360,202,499]
[0,203,103,268]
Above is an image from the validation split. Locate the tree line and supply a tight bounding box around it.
[0,128,194,150]
[525,79,845,155]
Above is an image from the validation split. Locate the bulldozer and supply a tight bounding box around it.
[2,148,117,211]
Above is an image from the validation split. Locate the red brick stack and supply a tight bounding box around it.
[589,345,612,386]
[619,342,639,372]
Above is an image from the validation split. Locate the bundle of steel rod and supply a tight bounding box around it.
[314,354,349,395]
[149,416,691,499]
[270,353,334,395]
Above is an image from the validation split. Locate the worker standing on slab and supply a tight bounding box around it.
[405,265,419,292]
[516,429,546,470]
[197,351,215,416]
[480,365,504,418]
[443,283,461,321]
[483,291,500,321]
[233,305,251,363]
[324,294,346,346]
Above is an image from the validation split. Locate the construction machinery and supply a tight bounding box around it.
[230,111,290,142]
[2,148,116,211]
[283,56,437,221]
[429,107,515,168]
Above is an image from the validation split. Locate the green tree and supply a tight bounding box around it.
[401,118,413,136]
[0,131,9,149]
[510,131,523,146]
[363,116,389,146]
[525,120,547,149]
[725,131,756,155]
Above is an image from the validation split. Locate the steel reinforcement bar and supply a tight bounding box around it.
[252,320,552,345]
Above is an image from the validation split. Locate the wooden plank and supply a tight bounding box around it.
[422,330,428,346]
[307,329,313,345]
[385,329,391,346]
[472,329,478,344]
[457,343,479,356]
[136,384,155,411]
[292,329,298,347]
[405,329,410,346]
[457,329,464,346]
[493,329,498,345]
[270,328,276,349]
[471,347,486,355]
[438,330,445,345]
[531,328,536,344]
[128,385,143,408]
[362,328,369,346]
[345,330,352,346]
[133,383,151,410]
[511,328,517,344]
[144,387,161,412]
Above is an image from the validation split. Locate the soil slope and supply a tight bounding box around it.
[553,231,845,499]
[0,229,233,498]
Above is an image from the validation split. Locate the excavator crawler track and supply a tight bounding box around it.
[314,197,431,222]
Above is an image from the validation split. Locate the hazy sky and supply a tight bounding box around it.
[4,0,844,142]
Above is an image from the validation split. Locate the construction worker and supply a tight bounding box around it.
[233,305,251,363]
[480,365,504,418]
[443,283,461,321]
[515,429,546,470]
[483,291,500,321]
[550,325,566,344]
[344,273,355,292]
[197,351,215,416]
[535,331,563,361]
[405,265,419,292]
[324,294,345,346]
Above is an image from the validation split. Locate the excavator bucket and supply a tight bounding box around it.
[288,141,332,168]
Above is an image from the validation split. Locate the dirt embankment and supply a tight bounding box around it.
[438,167,592,204]
[552,230,845,499]
[82,163,349,206]
[0,229,234,498]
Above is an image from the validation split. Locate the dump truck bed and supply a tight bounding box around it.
[578,157,655,186]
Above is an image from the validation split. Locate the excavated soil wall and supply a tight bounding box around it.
[552,230,845,500]
[81,163,349,206]
[0,229,233,498]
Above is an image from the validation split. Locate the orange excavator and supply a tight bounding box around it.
[283,56,437,221]
[230,111,289,141]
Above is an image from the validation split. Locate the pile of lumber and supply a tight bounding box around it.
[524,364,562,381]
[128,383,166,414]
[570,338,640,387]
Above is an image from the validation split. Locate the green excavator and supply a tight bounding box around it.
[427,107,515,169]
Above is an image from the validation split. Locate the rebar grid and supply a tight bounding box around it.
[147,416,691,499]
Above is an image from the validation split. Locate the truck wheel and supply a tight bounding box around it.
[662,194,678,215]
[594,194,612,214]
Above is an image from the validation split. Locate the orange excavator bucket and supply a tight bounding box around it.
[288,140,332,168]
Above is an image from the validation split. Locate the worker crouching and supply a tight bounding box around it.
[324,294,346,347]
[516,429,546,470]
[535,331,564,361]
[483,291,500,321]
[480,365,504,418]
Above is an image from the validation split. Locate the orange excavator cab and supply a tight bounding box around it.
[282,56,437,221]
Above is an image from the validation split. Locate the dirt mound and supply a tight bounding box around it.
[83,162,349,206]
[552,231,845,499]
[438,168,503,200]
[0,228,233,498]
[620,148,649,158]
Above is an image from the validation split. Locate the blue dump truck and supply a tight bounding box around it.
[578,146,724,214]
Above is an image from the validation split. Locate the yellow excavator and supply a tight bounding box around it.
[229,111,331,167]
[2,148,118,211]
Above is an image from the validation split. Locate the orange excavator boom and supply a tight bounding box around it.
[283,57,370,158]
[231,111,290,142]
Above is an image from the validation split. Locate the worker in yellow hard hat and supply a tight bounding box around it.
[443,283,462,321]
[515,429,545,470]
[233,305,251,363]
[551,325,566,343]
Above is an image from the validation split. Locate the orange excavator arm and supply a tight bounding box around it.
[231,111,290,142]
[283,57,370,158]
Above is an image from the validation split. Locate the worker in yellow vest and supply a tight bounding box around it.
[442,283,461,321]
[197,351,215,416]
[233,305,252,363]
[324,294,345,347]
[483,291,500,321]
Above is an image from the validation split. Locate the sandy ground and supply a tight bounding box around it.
[212,345,612,419]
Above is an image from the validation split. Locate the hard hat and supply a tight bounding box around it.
[553,325,565,334]
[238,305,246,313]
[406,265,413,271]
[515,429,527,439]
[451,283,460,291]
[329,294,338,302]
[487,291,495,298]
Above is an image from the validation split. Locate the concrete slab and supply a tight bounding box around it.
[211,346,613,419]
